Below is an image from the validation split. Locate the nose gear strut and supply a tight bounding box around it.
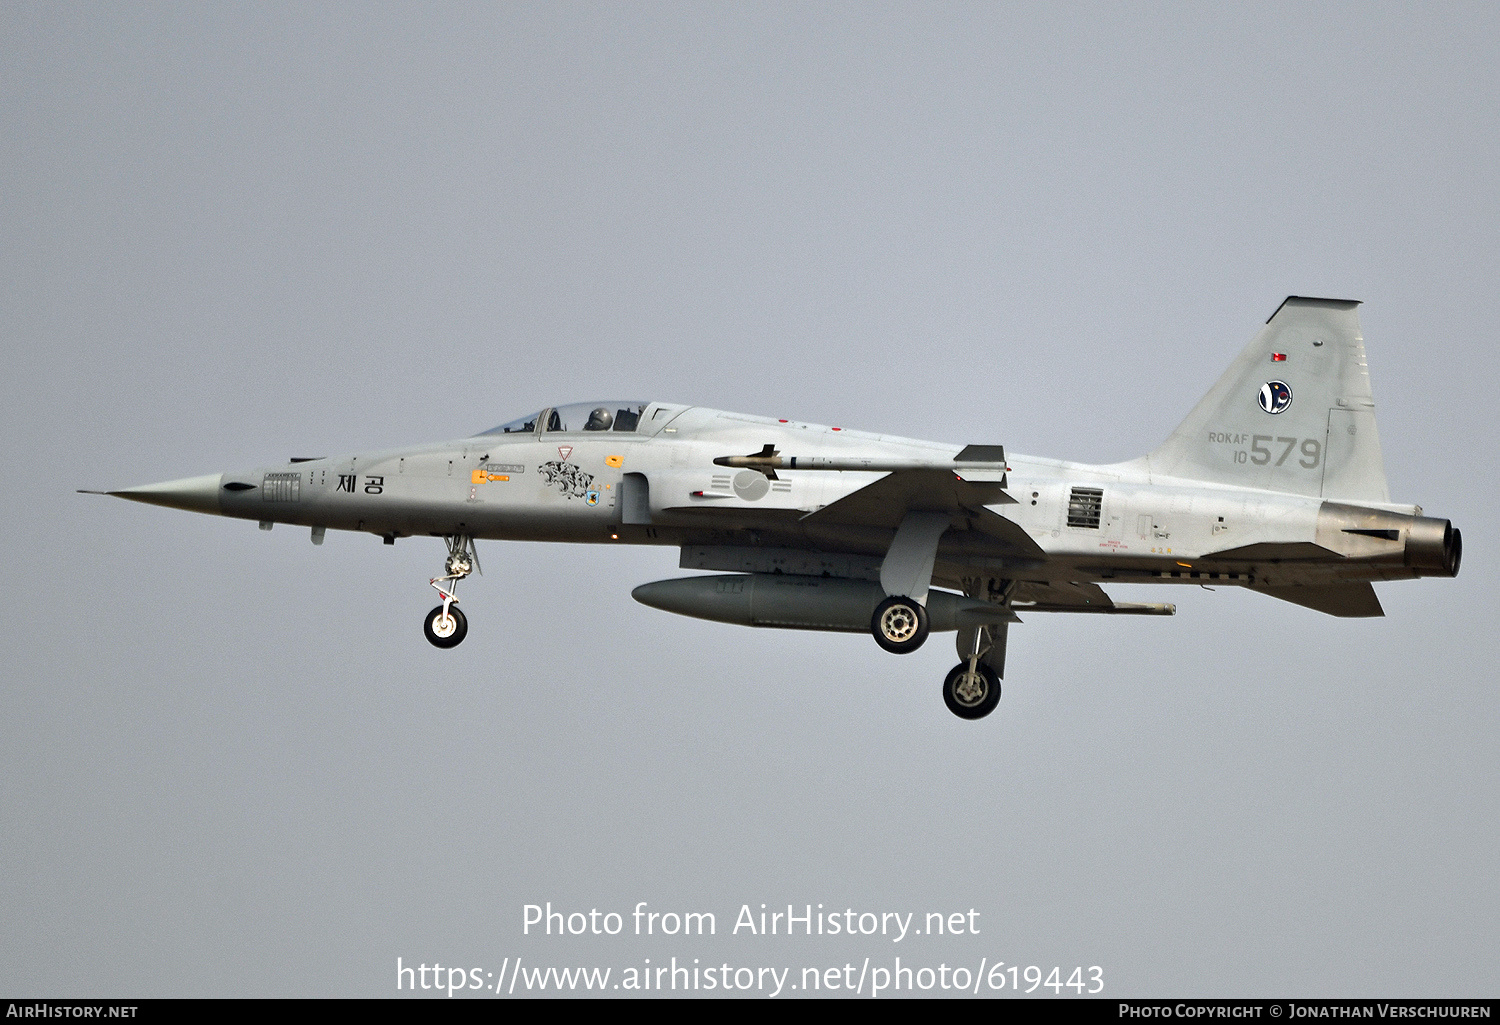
[424,535,479,648]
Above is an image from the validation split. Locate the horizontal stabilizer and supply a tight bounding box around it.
[1204,541,1340,562]
[1255,582,1384,618]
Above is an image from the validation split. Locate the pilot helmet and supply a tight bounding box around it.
[585,407,614,431]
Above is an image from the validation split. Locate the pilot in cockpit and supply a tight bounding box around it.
[585,407,614,431]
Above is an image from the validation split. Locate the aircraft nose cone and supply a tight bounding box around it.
[106,473,225,515]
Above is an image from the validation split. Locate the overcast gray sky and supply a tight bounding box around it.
[3,1,1496,998]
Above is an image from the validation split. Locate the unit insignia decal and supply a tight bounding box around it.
[1258,380,1292,414]
[539,460,594,499]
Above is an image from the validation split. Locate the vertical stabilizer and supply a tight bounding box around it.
[1146,297,1390,502]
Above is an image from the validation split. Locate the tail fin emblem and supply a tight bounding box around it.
[1259,380,1292,414]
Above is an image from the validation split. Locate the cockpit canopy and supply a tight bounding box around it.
[482,401,649,436]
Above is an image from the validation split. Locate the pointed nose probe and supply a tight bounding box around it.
[85,473,226,515]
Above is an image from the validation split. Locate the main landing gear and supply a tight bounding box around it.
[869,594,1004,718]
[942,600,1011,721]
[871,595,929,654]
[943,662,1000,720]
[424,535,477,649]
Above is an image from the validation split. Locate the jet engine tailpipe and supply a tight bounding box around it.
[1406,517,1461,578]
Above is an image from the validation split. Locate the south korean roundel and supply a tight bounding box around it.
[1258,380,1292,414]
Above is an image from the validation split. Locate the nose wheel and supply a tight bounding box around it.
[424,534,478,649]
[424,604,468,648]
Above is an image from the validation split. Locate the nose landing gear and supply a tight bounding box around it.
[424,603,468,648]
[424,535,478,649]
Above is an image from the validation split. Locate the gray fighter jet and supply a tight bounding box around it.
[88,298,1460,719]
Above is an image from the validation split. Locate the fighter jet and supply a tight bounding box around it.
[87,298,1460,719]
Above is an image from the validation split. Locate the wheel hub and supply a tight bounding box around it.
[879,605,918,642]
[953,670,988,706]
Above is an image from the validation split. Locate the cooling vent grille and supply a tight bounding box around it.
[262,472,301,502]
[1067,487,1103,529]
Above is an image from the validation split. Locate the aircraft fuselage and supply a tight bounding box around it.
[205,403,1451,596]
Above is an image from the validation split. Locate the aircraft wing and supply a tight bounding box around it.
[801,469,1011,527]
[801,469,1045,558]
[968,505,1048,559]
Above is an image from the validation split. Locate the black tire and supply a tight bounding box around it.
[424,604,468,648]
[871,595,929,654]
[943,662,1001,720]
